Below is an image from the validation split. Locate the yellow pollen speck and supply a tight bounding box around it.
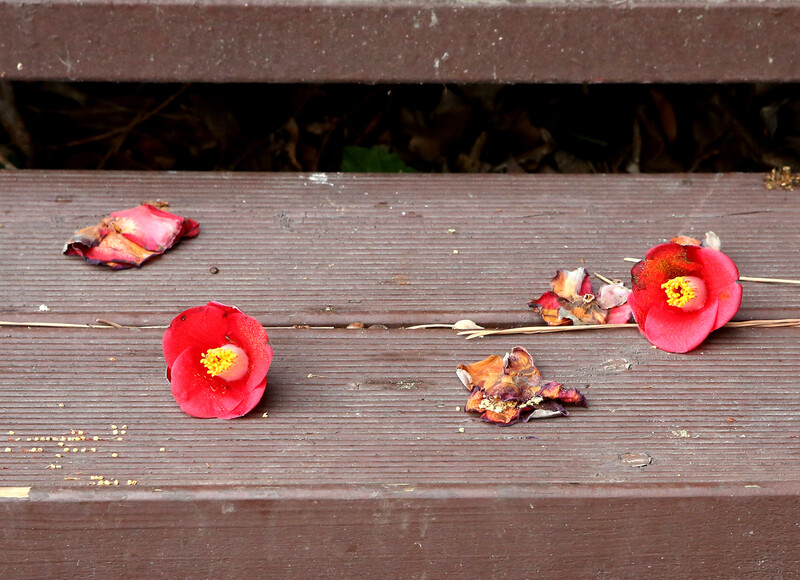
[200,347,238,377]
[661,276,696,308]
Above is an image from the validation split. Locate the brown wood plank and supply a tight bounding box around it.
[3,327,800,488]
[1,172,798,327]
[4,485,800,578]
[3,326,800,576]
[1,1,798,83]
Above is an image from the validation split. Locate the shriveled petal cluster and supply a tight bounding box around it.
[163,302,273,419]
[457,346,586,425]
[628,241,742,353]
[529,267,632,326]
[64,203,199,269]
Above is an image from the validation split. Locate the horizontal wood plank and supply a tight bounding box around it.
[3,325,800,576]
[2,326,800,488]
[4,484,800,578]
[1,1,799,83]
[1,172,797,327]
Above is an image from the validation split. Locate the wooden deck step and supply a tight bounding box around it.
[3,172,798,326]
[2,1,799,83]
[2,171,800,577]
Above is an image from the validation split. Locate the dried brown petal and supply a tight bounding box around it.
[452,319,484,330]
[457,346,586,426]
[550,267,592,301]
[531,269,631,326]
[559,295,608,325]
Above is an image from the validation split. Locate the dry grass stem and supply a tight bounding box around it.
[459,319,800,339]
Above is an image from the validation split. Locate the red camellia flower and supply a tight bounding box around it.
[162,302,273,419]
[628,242,742,353]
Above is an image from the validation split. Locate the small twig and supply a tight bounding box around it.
[0,320,338,330]
[0,320,114,329]
[96,318,125,329]
[623,257,800,285]
[459,318,800,339]
[593,272,619,286]
[738,276,800,286]
[459,324,637,339]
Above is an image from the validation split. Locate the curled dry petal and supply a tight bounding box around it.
[558,295,607,325]
[551,267,592,301]
[64,203,199,269]
[530,268,633,326]
[670,231,722,251]
[452,319,484,330]
[597,283,632,310]
[702,231,722,250]
[457,346,586,426]
[529,291,571,326]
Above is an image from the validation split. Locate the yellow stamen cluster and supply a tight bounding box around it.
[200,347,238,377]
[661,276,695,308]
[477,396,517,414]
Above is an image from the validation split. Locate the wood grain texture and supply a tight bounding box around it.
[2,327,800,488]
[1,1,799,83]
[2,171,800,577]
[1,172,797,327]
[4,486,800,578]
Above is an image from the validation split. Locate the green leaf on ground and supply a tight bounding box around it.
[341,146,415,173]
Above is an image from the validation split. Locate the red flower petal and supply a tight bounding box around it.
[642,299,719,353]
[607,303,633,324]
[528,291,571,326]
[712,281,743,331]
[687,245,740,301]
[169,347,252,418]
[111,204,199,252]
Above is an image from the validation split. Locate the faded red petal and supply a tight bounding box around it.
[528,291,571,326]
[607,303,633,324]
[163,302,273,419]
[482,408,521,425]
[66,224,159,269]
[596,284,631,310]
[465,388,485,412]
[457,355,504,391]
[64,204,199,269]
[111,204,198,252]
[504,346,539,380]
